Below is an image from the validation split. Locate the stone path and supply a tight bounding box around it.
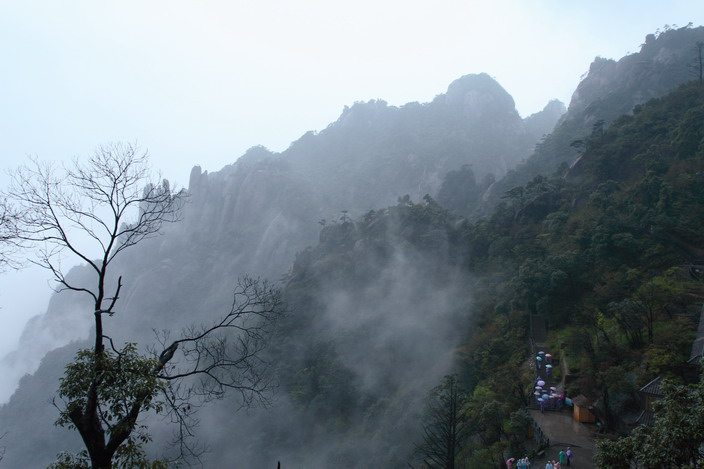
[529,315,596,468]
[530,408,596,468]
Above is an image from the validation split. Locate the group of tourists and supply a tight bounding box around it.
[543,447,573,468]
[520,350,576,468]
[534,350,569,413]
[535,387,566,413]
[506,456,531,468]
[533,351,575,467]
[510,446,574,469]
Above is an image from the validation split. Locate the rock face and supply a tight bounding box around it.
[569,26,701,120]
[480,26,704,212]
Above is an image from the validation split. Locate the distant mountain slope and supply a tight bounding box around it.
[476,25,704,214]
[283,73,542,212]
[177,72,547,276]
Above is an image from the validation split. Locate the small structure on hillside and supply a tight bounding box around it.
[572,394,597,423]
[635,376,663,427]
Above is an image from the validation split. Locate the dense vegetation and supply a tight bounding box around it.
[456,78,704,436]
[446,80,704,463]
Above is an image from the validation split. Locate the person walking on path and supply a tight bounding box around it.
[545,460,554,469]
[565,447,573,466]
[559,449,566,466]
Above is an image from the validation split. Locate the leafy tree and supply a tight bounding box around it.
[504,409,532,457]
[633,274,685,345]
[49,344,167,469]
[595,374,704,468]
[6,143,284,469]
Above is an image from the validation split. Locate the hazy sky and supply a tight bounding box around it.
[0,1,702,359]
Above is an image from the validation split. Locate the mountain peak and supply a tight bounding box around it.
[440,73,516,112]
[523,99,566,139]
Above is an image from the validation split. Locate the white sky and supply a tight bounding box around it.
[0,1,702,358]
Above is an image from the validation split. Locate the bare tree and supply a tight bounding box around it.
[6,143,284,469]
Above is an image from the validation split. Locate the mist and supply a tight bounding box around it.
[183,213,472,468]
[0,264,97,402]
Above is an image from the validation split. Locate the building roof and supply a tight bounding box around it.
[639,376,663,396]
[635,409,657,427]
[572,394,593,407]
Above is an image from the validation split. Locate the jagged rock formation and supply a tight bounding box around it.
[478,26,704,213]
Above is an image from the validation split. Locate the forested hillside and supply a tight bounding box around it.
[452,79,704,443]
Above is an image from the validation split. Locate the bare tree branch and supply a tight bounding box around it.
[0,197,23,272]
[157,277,284,402]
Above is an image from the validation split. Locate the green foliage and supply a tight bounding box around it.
[287,341,358,424]
[48,448,171,469]
[595,375,704,468]
[54,344,166,468]
[643,319,696,380]
[449,80,704,439]
[504,409,532,456]
[57,345,164,430]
